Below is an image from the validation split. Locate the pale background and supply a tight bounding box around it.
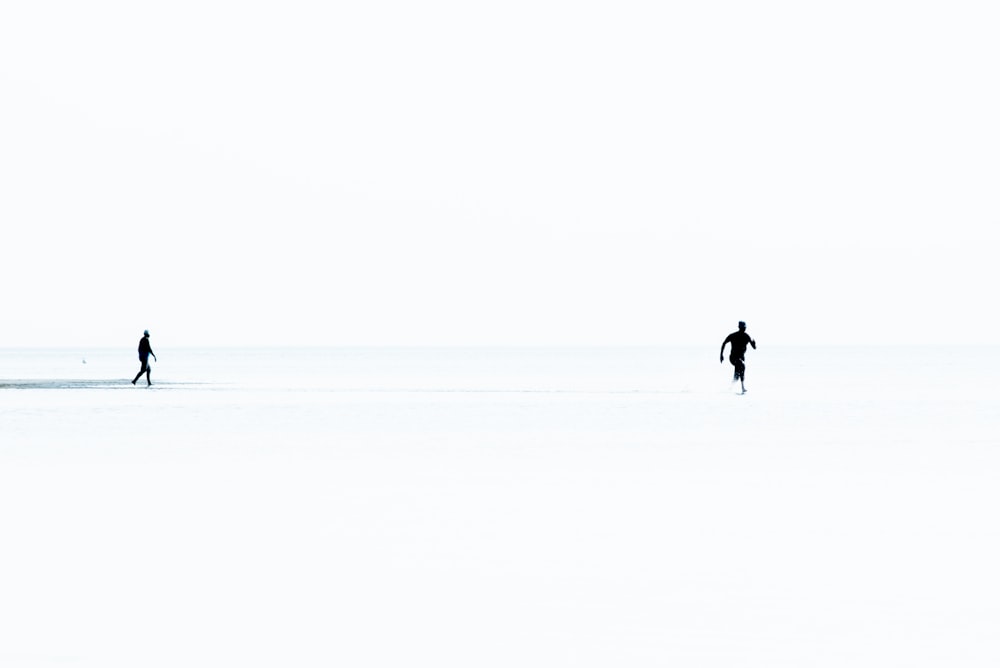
[2,0,997,348]
[3,5,999,664]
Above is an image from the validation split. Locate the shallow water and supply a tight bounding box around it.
[1,346,998,667]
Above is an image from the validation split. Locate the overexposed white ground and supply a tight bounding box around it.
[1,347,998,667]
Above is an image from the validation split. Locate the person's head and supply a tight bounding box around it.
[738,321,746,331]
[144,330,150,337]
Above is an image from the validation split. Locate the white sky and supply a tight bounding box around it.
[1,1,998,348]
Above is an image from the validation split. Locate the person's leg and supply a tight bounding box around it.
[731,357,746,391]
[133,360,148,385]
[146,364,152,385]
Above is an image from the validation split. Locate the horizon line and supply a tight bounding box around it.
[0,342,993,350]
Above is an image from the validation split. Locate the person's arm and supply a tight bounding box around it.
[750,336,756,350]
[720,336,729,363]
[150,346,157,361]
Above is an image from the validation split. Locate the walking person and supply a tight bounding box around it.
[720,321,756,394]
[132,330,157,386]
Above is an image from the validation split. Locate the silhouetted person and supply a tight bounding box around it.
[132,330,157,386]
[720,321,756,394]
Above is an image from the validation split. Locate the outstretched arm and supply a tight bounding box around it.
[719,339,728,363]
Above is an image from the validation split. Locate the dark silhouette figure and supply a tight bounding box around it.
[132,330,157,386]
[720,321,756,394]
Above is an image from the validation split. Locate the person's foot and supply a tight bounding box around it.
[131,379,136,385]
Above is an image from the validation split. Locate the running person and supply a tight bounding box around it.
[720,321,756,393]
[132,330,157,386]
